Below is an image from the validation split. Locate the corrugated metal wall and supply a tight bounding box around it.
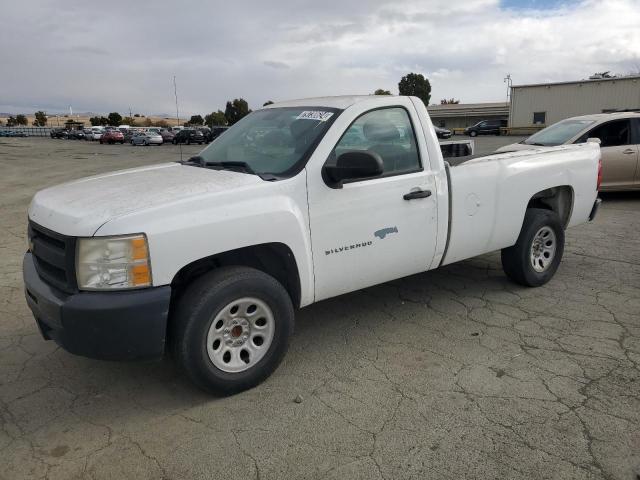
[510,77,640,127]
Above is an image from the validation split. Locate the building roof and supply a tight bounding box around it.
[512,75,640,89]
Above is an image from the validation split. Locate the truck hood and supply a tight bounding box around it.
[28,163,263,236]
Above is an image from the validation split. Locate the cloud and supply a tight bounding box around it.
[263,60,290,70]
[1,0,639,115]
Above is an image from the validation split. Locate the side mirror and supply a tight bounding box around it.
[323,150,384,188]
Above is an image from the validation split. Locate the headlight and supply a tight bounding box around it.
[76,234,152,290]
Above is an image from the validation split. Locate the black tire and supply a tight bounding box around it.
[501,208,564,287]
[186,138,191,145]
[172,139,177,145]
[171,266,294,395]
[469,130,477,137]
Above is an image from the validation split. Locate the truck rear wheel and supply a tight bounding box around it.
[501,208,564,287]
[171,266,294,395]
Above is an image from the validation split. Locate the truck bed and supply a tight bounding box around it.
[441,143,600,266]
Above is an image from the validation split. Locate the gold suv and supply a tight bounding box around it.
[497,112,640,191]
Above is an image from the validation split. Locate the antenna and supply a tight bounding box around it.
[173,76,182,162]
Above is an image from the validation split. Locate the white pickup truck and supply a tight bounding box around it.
[23,95,602,394]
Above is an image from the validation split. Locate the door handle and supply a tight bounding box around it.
[403,189,432,200]
[622,149,636,154]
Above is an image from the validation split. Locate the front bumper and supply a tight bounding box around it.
[23,253,171,360]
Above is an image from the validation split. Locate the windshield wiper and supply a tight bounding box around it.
[178,156,279,180]
[177,156,205,166]
[204,160,256,175]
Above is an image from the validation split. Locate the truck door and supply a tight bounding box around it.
[307,104,439,301]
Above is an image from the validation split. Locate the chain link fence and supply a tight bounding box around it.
[0,127,53,137]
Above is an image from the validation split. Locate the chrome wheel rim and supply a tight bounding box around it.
[206,297,275,373]
[530,226,556,273]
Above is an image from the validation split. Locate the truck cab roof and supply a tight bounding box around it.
[266,95,391,110]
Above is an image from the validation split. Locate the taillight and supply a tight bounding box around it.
[596,156,603,191]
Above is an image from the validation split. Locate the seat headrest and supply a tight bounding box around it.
[363,119,400,142]
[290,119,317,139]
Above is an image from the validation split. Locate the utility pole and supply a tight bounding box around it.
[503,74,512,103]
[173,76,182,162]
[173,76,180,127]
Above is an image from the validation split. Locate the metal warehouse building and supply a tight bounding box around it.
[509,75,640,128]
[427,102,509,130]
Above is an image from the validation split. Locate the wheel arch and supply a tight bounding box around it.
[526,185,574,229]
[170,242,302,309]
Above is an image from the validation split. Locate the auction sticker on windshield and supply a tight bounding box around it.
[296,111,334,121]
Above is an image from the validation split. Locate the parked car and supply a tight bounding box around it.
[206,126,229,143]
[67,130,86,140]
[50,128,69,139]
[434,126,452,139]
[23,95,601,395]
[496,112,640,191]
[131,132,163,146]
[123,130,138,143]
[172,128,205,145]
[464,119,506,137]
[100,130,125,144]
[86,128,103,141]
[159,129,175,143]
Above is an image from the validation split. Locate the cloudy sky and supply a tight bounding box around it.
[1,0,639,116]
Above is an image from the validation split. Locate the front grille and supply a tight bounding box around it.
[28,221,77,293]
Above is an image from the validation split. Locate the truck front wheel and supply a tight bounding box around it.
[171,266,294,395]
[501,208,564,287]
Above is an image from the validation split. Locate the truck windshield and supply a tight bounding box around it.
[197,107,340,178]
[523,119,595,146]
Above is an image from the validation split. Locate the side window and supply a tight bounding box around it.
[331,107,421,176]
[587,120,631,147]
[533,112,546,124]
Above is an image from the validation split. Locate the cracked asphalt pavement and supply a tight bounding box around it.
[1,137,639,479]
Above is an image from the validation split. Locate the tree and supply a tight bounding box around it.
[107,112,122,126]
[6,116,17,127]
[155,119,169,128]
[188,114,204,126]
[204,110,227,127]
[133,113,141,117]
[398,73,431,105]
[440,98,460,104]
[33,111,47,126]
[90,116,109,126]
[374,89,391,95]
[121,116,136,126]
[142,118,153,127]
[16,114,28,126]
[224,98,251,125]
[263,100,274,106]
